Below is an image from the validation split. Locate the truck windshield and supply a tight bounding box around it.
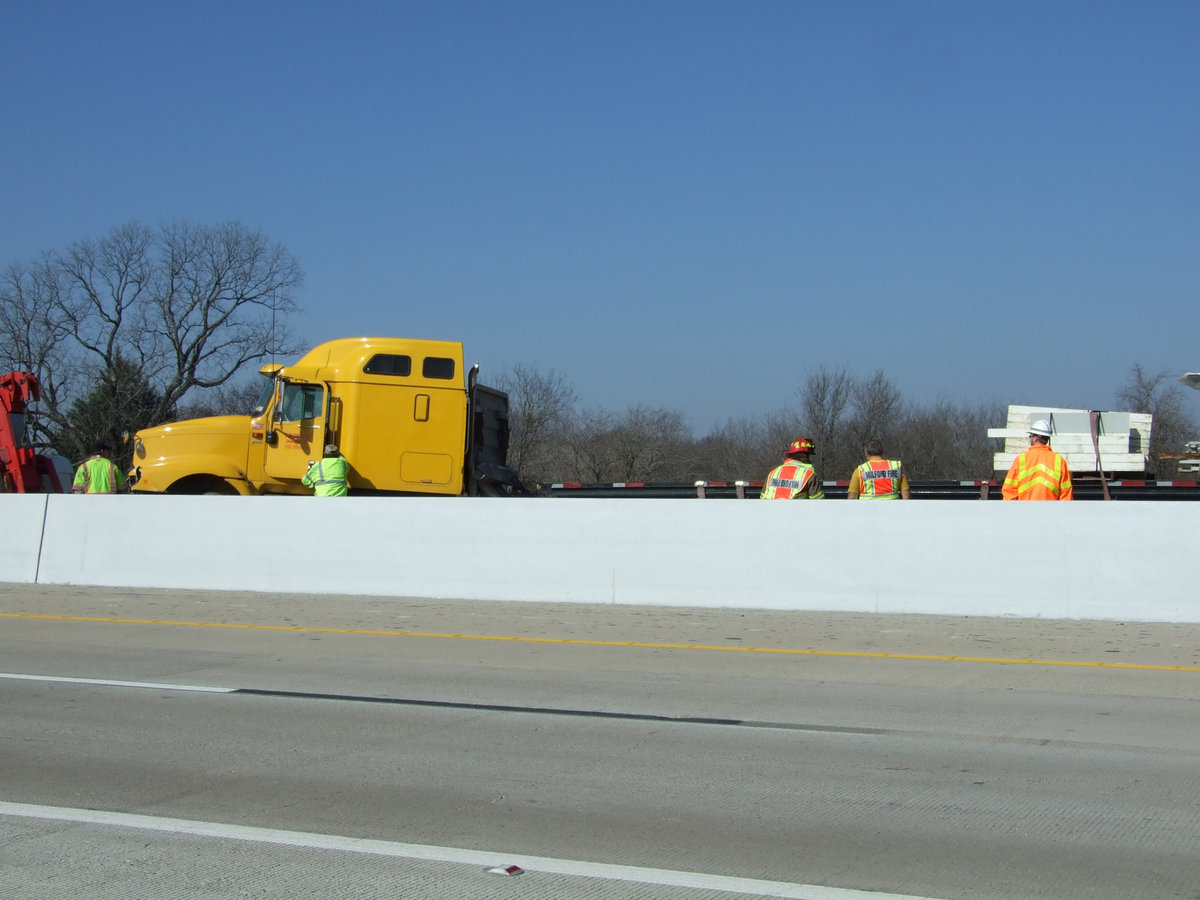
[251,380,273,418]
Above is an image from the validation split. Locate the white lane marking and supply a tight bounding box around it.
[0,673,234,693]
[0,801,941,900]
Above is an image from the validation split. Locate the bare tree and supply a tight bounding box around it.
[0,258,80,448]
[559,407,617,482]
[847,369,903,453]
[945,400,1008,481]
[0,220,302,452]
[176,376,271,420]
[897,399,1005,481]
[692,415,779,481]
[493,363,578,483]
[797,365,854,481]
[558,405,693,482]
[610,405,693,481]
[1117,363,1196,477]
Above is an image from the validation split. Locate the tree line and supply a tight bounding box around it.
[496,363,1198,486]
[2,222,1195,483]
[492,362,1195,489]
[497,364,996,486]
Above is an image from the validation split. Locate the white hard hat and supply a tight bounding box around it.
[1029,419,1052,437]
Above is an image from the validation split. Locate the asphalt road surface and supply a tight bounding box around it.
[2,583,1198,900]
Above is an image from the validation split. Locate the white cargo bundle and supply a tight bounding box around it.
[990,405,1152,475]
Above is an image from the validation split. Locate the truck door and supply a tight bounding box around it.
[264,381,327,484]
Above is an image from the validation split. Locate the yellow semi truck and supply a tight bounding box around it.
[130,337,520,496]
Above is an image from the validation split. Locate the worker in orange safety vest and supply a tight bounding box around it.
[760,437,824,499]
[1002,419,1073,500]
[847,439,910,499]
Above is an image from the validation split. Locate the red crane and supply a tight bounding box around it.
[0,371,66,493]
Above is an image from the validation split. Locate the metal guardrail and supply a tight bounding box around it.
[543,480,1200,500]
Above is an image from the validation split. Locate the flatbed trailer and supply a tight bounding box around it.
[543,480,1200,500]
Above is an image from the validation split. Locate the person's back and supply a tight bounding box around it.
[760,437,824,500]
[1002,421,1073,501]
[302,444,350,497]
[847,440,909,500]
[72,442,129,494]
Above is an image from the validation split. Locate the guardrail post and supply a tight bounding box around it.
[735,480,746,499]
[695,480,706,499]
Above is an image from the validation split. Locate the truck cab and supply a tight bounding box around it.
[131,337,518,496]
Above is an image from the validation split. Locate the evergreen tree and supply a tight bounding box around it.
[57,354,166,466]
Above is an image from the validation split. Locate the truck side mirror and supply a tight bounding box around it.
[265,431,278,446]
[328,395,341,432]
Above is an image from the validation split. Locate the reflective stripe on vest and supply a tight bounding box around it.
[309,460,345,486]
[306,458,349,496]
[80,457,119,493]
[1013,452,1069,499]
[760,461,816,499]
[857,458,902,499]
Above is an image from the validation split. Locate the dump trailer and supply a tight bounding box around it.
[130,337,520,496]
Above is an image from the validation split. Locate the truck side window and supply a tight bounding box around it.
[423,357,455,379]
[279,384,323,422]
[364,354,412,376]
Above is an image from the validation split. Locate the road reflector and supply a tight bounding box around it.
[487,864,524,876]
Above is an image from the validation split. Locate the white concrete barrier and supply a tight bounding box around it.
[0,494,48,584]
[14,495,1198,622]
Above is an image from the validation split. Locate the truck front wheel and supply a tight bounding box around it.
[166,475,239,495]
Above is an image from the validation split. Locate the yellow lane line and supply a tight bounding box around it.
[3,612,1198,673]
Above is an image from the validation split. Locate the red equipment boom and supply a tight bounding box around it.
[0,371,66,493]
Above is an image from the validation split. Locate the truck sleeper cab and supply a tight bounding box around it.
[131,337,517,496]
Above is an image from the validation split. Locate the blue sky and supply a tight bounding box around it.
[3,1,1198,433]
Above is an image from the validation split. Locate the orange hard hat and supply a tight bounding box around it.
[787,437,814,456]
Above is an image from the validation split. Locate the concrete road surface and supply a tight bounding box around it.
[1,583,1198,899]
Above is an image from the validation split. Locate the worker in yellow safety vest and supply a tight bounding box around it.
[1002,419,1073,500]
[760,437,824,499]
[302,443,350,496]
[847,439,910,499]
[72,441,130,494]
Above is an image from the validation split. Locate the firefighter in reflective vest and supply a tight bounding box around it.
[72,441,130,494]
[302,443,350,496]
[847,439,910,500]
[760,437,824,499]
[1002,420,1073,500]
